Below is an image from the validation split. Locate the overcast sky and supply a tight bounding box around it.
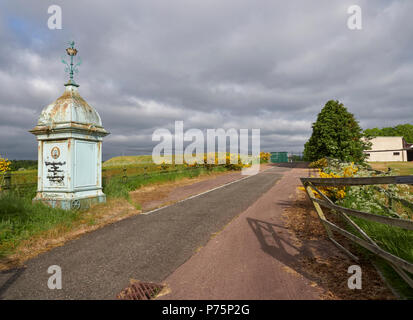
[0,0,412,160]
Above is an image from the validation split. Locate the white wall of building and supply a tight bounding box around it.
[365,137,407,162]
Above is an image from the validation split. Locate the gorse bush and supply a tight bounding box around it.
[304,159,359,201]
[309,158,328,169]
[0,155,11,173]
[0,155,11,189]
[260,152,270,163]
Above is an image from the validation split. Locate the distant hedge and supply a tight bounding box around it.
[9,160,38,171]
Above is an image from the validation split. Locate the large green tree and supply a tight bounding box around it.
[303,100,369,163]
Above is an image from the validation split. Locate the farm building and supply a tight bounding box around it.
[364,136,413,162]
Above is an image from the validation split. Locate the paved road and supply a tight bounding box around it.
[0,166,289,299]
[158,166,323,300]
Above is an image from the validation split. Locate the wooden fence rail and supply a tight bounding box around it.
[300,176,413,288]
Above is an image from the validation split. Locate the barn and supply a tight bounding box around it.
[364,136,413,162]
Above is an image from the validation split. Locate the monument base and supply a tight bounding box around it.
[33,192,106,210]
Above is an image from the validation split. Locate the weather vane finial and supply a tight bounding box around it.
[62,41,82,87]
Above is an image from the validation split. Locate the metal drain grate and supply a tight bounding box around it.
[117,281,164,300]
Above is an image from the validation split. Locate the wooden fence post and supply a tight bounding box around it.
[2,172,11,193]
[122,167,128,183]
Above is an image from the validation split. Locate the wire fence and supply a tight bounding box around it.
[0,163,229,196]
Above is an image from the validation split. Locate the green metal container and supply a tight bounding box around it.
[270,152,289,163]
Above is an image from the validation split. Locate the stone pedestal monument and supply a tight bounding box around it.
[30,41,109,210]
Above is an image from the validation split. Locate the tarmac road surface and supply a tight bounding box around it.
[158,165,322,299]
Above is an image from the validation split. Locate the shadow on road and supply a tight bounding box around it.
[246,194,395,300]
[246,217,321,284]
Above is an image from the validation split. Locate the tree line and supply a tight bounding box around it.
[364,124,413,144]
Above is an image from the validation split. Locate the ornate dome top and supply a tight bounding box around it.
[37,85,102,127]
[30,84,108,136]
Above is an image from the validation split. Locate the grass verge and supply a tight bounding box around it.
[0,192,80,258]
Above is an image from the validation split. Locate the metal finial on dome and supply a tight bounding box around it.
[62,41,82,87]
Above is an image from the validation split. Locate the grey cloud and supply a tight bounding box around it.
[0,0,412,159]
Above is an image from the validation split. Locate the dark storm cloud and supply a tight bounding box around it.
[0,0,412,159]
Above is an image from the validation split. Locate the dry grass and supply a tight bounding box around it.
[0,198,140,270]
